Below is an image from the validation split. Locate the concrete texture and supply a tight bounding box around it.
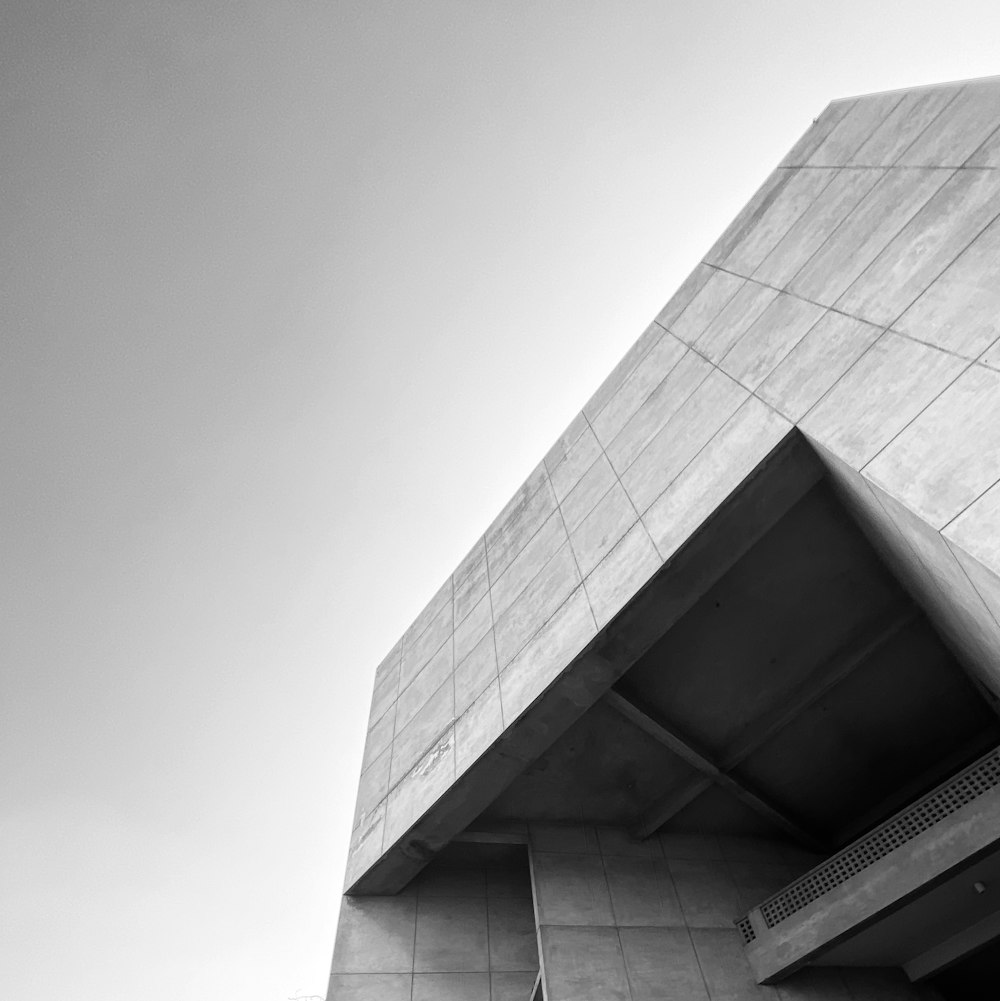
[333,72,1000,1000]
[329,855,537,1000]
[529,827,929,1001]
[744,783,1000,983]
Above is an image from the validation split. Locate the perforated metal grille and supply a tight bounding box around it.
[735,915,756,944]
[755,745,1000,929]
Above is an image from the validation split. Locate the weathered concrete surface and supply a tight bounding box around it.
[744,782,1000,983]
[344,76,1000,896]
[329,855,537,1001]
[529,827,928,1001]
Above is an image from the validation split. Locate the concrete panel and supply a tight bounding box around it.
[604,856,685,926]
[894,214,1000,358]
[369,665,399,728]
[591,332,688,445]
[531,851,615,926]
[849,85,960,166]
[560,453,617,532]
[866,364,1000,527]
[570,481,638,579]
[455,628,498,718]
[670,858,742,928]
[328,973,413,1001]
[538,925,630,1001]
[805,93,903,166]
[604,350,712,473]
[671,269,746,343]
[373,641,401,692]
[345,800,386,887]
[498,585,596,723]
[757,312,881,422]
[544,411,590,478]
[400,596,454,692]
[752,169,884,289]
[691,927,768,999]
[491,511,568,620]
[788,167,950,307]
[490,972,539,1001]
[487,462,549,545]
[897,78,1000,166]
[404,576,453,651]
[487,473,557,582]
[361,701,395,772]
[968,120,1000,166]
[415,865,486,898]
[622,368,749,514]
[643,398,791,560]
[946,480,1000,578]
[391,676,454,785]
[718,837,788,865]
[724,168,837,278]
[414,895,490,972]
[619,926,710,1001]
[660,833,724,861]
[779,101,854,167]
[585,321,668,421]
[719,294,826,390]
[354,745,390,830]
[487,896,539,971]
[798,331,966,468]
[529,822,600,854]
[654,262,716,329]
[456,679,503,775]
[583,520,661,629]
[697,281,780,364]
[455,592,492,666]
[596,826,661,858]
[455,543,489,627]
[487,865,533,899]
[384,728,455,847]
[331,896,417,974]
[546,424,603,504]
[837,168,1000,327]
[396,642,453,734]
[412,973,491,1001]
[494,543,581,668]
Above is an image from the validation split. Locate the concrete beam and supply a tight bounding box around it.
[603,690,824,848]
[624,606,916,845]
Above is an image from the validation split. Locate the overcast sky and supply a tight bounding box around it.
[3,2,1000,999]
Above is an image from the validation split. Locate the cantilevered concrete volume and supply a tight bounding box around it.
[330,76,1000,1000]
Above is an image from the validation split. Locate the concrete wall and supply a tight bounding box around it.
[329,856,538,1000]
[528,825,933,1001]
[347,77,1000,891]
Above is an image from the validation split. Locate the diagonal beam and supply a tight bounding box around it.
[613,605,917,845]
[603,689,825,849]
[718,606,917,770]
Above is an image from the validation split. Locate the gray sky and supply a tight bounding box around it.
[3,2,999,998]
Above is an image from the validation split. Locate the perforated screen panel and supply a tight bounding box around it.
[735,915,756,944]
[750,745,1000,930]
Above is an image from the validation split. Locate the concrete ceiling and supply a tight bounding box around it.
[477,478,1000,852]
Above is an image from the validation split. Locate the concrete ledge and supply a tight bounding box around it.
[744,757,1000,982]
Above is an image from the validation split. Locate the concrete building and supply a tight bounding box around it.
[328,77,1000,1000]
